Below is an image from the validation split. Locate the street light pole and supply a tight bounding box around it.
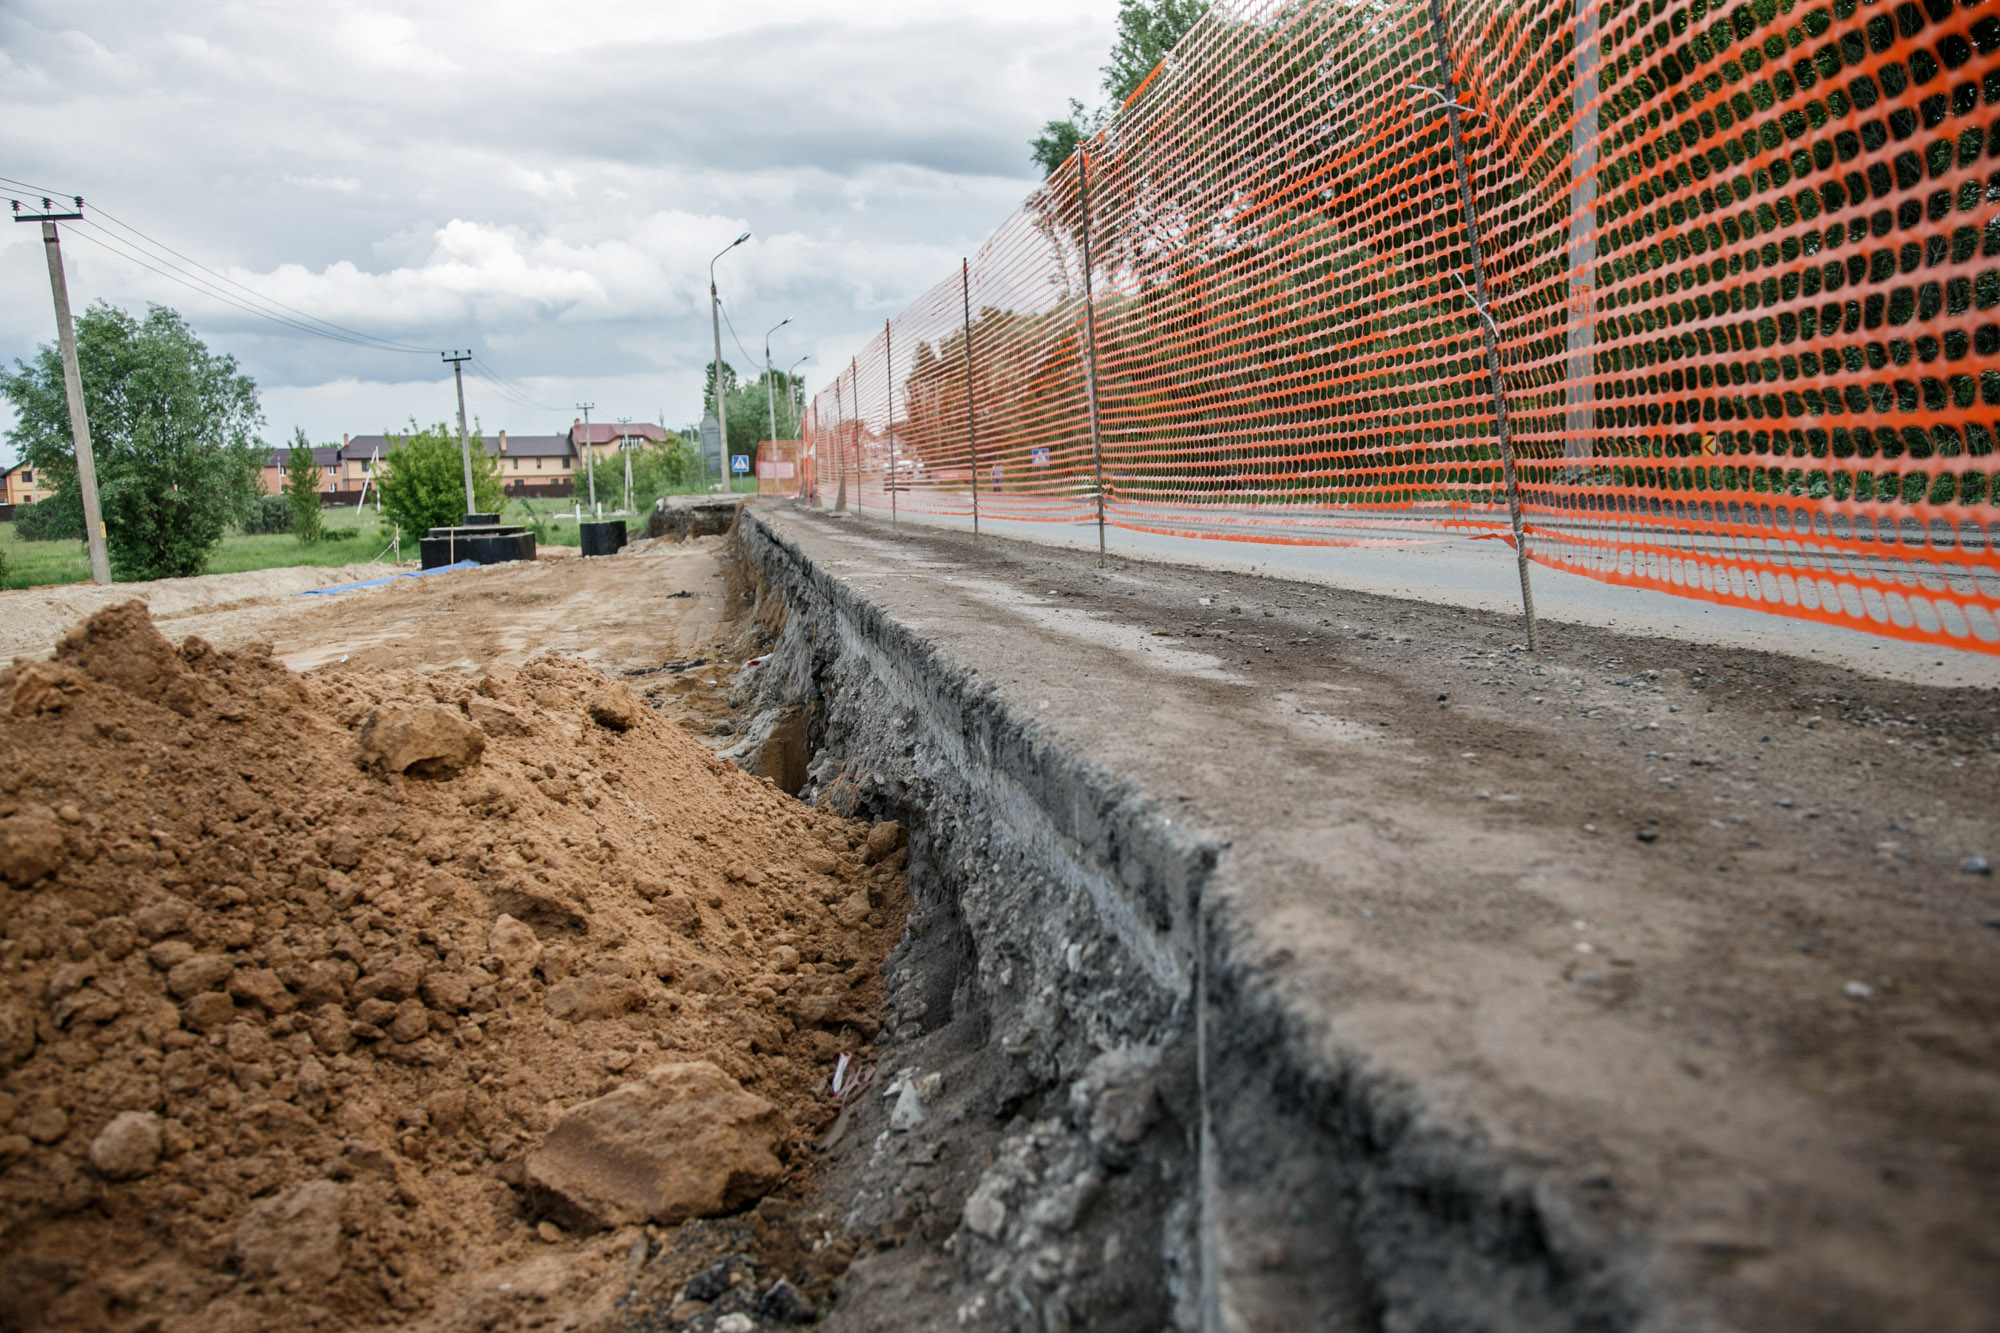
[762,317,790,477]
[783,354,810,502]
[709,232,751,493]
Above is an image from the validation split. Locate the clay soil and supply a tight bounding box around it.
[0,540,903,1332]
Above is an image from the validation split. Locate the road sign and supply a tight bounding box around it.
[731,455,750,474]
[1031,448,1050,467]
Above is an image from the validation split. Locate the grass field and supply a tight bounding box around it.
[0,485,751,590]
[0,504,402,591]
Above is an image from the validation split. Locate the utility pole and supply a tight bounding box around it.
[710,232,750,493]
[443,351,476,519]
[576,403,597,515]
[763,317,791,488]
[618,420,633,514]
[13,197,110,584]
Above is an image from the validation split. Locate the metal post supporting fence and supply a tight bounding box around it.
[886,320,897,526]
[1078,150,1109,568]
[833,376,847,513]
[962,257,981,538]
[851,359,862,513]
[1567,0,1599,477]
[1428,0,1537,653]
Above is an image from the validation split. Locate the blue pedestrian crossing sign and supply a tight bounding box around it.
[731,455,750,474]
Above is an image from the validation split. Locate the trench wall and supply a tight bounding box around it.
[729,510,1656,1333]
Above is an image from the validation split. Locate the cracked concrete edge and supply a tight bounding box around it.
[739,509,1673,1332]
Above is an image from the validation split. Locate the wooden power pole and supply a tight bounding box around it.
[13,197,111,584]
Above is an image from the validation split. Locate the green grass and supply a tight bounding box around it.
[0,482,750,591]
[0,503,396,590]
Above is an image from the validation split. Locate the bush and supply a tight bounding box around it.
[376,421,503,538]
[0,303,264,580]
[240,494,294,535]
[12,500,82,542]
[284,432,324,544]
[631,437,708,510]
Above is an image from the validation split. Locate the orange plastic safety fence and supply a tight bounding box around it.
[802,0,2000,652]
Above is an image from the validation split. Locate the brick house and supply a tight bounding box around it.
[336,431,578,500]
[258,446,344,497]
[3,461,51,508]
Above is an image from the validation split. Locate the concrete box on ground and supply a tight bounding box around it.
[579,519,627,557]
[418,525,534,569]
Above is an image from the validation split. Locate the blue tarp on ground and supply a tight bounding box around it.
[300,560,478,596]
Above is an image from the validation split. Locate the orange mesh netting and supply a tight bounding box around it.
[803,0,2000,652]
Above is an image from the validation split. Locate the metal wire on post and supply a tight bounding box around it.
[1428,0,1536,654]
[1078,148,1107,568]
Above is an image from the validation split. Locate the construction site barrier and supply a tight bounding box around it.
[803,0,2000,653]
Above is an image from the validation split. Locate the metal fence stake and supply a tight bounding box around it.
[1078,148,1108,569]
[886,320,897,526]
[963,257,981,539]
[1429,0,1537,653]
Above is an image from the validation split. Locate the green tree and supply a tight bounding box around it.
[1030,99,1107,177]
[374,420,502,538]
[1101,0,1210,101]
[1030,2,1208,175]
[284,428,324,544]
[0,302,265,580]
[630,435,707,509]
[703,361,804,471]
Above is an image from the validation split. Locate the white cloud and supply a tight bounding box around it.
[0,0,1122,461]
[282,173,362,193]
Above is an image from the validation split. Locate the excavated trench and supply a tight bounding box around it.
[677,510,1639,1333]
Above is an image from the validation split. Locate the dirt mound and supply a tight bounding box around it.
[0,602,907,1332]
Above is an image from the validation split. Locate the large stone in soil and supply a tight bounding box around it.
[232,1179,345,1286]
[357,704,486,777]
[523,1060,786,1231]
[0,813,64,886]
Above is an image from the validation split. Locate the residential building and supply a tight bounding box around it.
[336,430,577,498]
[571,420,669,471]
[258,446,344,496]
[3,461,52,508]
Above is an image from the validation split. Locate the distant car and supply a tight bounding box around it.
[883,456,925,493]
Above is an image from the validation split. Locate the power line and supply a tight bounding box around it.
[718,298,774,381]
[8,175,573,422]
[82,207,438,355]
[62,224,426,354]
[7,175,440,358]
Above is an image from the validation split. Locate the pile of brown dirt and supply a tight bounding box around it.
[0,602,908,1332]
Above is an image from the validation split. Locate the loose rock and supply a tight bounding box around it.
[232,1180,346,1286]
[89,1111,162,1180]
[523,1061,788,1231]
[358,704,486,776]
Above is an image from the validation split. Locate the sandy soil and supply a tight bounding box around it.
[0,542,905,1333]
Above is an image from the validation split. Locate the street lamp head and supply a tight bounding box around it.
[734,231,751,246]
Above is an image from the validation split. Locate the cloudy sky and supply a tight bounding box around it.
[0,0,1118,464]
